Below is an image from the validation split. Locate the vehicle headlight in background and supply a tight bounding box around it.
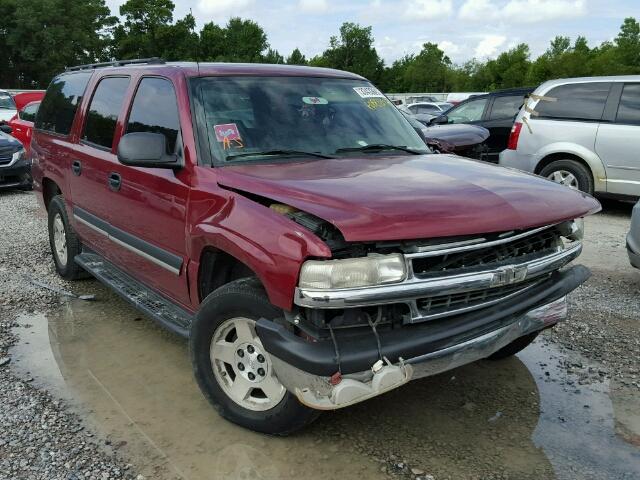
[299,254,406,289]
[559,218,584,242]
[11,148,26,163]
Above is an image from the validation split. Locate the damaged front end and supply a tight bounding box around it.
[257,217,589,410]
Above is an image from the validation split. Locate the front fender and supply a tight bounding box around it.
[534,142,607,193]
[188,193,332,311]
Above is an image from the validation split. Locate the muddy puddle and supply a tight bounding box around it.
[11,289,640,480]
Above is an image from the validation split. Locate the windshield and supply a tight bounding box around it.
[0,92,16,110]
[195,76,428,163]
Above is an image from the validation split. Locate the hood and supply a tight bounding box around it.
[12,91,45,111]
[0,131,22,149]
[217,155,601,242]
[422,124,490,148]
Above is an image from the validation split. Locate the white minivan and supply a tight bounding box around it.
[500,76,640,197]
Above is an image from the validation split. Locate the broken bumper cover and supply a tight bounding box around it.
[257,265,589,410]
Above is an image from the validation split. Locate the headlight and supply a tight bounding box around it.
[11,148,26,163]
[559,218,584,241]
[299,254,406,289]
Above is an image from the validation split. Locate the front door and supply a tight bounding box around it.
[595,83,640,196]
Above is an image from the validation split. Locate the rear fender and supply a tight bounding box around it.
[534,142,607,192]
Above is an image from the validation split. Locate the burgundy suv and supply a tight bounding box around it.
[32,59,600,434]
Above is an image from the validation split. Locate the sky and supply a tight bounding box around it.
[105,0,639,64]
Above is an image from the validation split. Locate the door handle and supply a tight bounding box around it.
[71,160,82,176]
[108,172,122,191]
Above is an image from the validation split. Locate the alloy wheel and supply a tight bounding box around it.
[210,317,286,411]
[548,169,579,190]
[52,214,68,267]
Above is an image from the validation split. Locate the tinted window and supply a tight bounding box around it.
[489,95,524,120]
[35,72,92,135]
[535,83,612,121]
[126,78,180,153]
[83,77,130,148]
[447,98,488,123]
[20,103,39,122]
[616,83,640,125]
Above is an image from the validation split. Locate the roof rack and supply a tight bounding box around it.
[66,57,166,72]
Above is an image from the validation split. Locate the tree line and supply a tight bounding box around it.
[1,0,639,92]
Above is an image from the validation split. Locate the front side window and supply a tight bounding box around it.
[195,76,427,164]
[616,83,640,125]
[447,98,488,123]
[20,103,40,122]
[83,77,130,148]
[35,72,92,135]
[0,92,16,110]
[535,82,612,121]
[489,95,525,120]
[125,77,180,154]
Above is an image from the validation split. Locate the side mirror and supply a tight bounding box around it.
[429,115,448,126]
[117,132,181,169]
[0,124,12,134]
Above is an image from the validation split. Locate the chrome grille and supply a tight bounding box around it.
[415,277,545,321]
[411,227,559,277]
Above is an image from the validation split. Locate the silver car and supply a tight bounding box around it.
[500,76,640,197]
[629,201,640,268]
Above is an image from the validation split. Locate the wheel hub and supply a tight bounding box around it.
[548,170,579,190]
[234,342,268,383]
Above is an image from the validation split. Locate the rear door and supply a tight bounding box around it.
[482,94,526,162]
[595,82,640,196]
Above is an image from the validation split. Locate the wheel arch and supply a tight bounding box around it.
[534,145,606,192]
[197,246,261,302]
[42,177,63,211]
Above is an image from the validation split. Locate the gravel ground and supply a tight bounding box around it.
[0,191,142,480]
[1,190,639,479]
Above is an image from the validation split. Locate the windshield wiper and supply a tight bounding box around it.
[226,149,334,161]
[334,144,423,155]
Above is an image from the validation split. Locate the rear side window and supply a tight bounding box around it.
[489,95,524,120]
[35,72,92,135]
[82,77,130,149]
[616,83,640,125]
[535,83,612,121]
[448,97,488,123]
[20,103,39,122]
[125,77,180,153]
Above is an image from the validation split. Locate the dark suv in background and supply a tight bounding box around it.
[429,87,534,163]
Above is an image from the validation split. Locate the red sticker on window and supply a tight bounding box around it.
[214,123,241,142]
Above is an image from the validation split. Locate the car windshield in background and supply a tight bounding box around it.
[0,92,16,110]
[194,76,428,163]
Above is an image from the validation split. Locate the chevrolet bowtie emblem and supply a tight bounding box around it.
[491,265,528,287]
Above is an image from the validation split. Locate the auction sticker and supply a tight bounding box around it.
[353,86,384,98]
[214,123,241,142]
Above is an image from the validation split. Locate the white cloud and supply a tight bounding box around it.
[298,0,330,13]
[503,0,586,23]
[196,0,254,16]
[405,0,453,20]
[474,35,506,57]
[458,0,587,24]
[438,40,460,55]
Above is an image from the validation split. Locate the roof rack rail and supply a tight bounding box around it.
[66,57,166,72]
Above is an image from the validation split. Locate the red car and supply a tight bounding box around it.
[8,100,40,153]
[32,60,600,434]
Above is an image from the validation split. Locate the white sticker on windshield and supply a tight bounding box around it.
[302,96,328,105]
[353,86,384,98]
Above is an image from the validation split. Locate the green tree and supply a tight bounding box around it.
[403,43,451,92]
[155,13,199,60]
[615,17,640,69]
[221,18,268,62]
[263,48,284,64]
[3,0,116,87]
[312,23,384,83]
[199,22,226,61]
[113,0,175,59]
[286,48,307,65]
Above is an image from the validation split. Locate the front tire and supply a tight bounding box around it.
[48,195,83,280]
[190,278,318,435]
[539,159,593,194]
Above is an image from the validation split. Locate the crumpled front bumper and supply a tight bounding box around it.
[258,265,589,410]
[270,296,567,410]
